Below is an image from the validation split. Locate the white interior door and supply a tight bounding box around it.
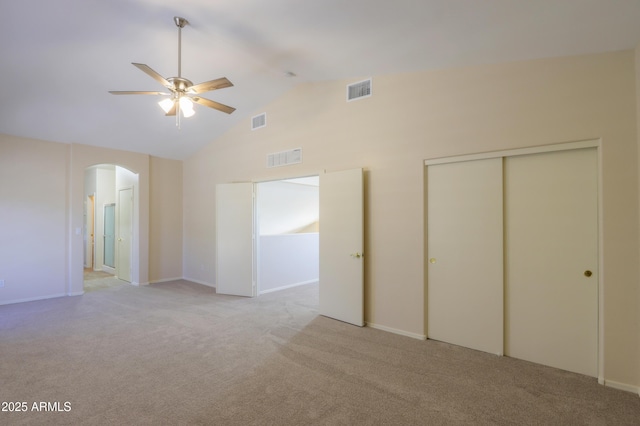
[216,183,255,297]
[504,148,598,377]
[117,188,132,283]
[427,158,504,355]
[319,168,364,326]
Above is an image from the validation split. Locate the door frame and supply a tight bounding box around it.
[424,139,603,381]
[254,175,320,295]
[103,203,116,274]
[85,194,96,269]
[117,186,134,283]
[221,174,321,297]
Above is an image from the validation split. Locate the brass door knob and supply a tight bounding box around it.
[584,270,593,277]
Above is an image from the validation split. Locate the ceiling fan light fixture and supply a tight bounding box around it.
[179,97,195,117]
[110,16,235,126]
[158,98,174,114]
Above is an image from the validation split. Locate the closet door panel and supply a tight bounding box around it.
[427,158,504,355]
[504,148,598,377]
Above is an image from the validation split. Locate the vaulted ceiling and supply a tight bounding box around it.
[2,0,640,160]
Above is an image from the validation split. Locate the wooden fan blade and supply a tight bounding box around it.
[192,96,236,114]
[132,63,171,88]
[109,91,170,95]
[189,77,233,94]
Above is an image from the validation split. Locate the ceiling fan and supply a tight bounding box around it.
[109,16,235,127]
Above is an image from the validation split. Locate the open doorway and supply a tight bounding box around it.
[216,169,364,326]
[256,176,319,295]
[83,164,138,292]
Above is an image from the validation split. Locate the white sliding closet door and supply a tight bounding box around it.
[427,158,504,355]
[504,148,598,377]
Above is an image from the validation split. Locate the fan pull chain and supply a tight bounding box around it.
[176,99,181,129]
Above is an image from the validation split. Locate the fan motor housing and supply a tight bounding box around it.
[168,77,193,92]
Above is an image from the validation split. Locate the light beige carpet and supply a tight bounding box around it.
[83,277,124,293]
[1,280,639,425]
[83,269,114,281]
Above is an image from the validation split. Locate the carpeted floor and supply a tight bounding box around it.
[83,269,123,293]
[83,269,114,281]
[1,280,639,425]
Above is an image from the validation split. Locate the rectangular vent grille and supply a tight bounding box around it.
[267,148,302,168]
[347,78,372,101]
[252,113,267,130]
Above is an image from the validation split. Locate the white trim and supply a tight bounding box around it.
[149,277,183,284]
[252,173,321,185]
[601,380,640,395]
[424,139,599,166]
[366,322,427,340]
[259,279,317,295]
[102,265,116,275]
[596,142,605,387]
[0,293,68,306]
[183,277,216,288]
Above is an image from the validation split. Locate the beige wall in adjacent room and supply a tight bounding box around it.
[149,156,183,282]
[183,50,640,389]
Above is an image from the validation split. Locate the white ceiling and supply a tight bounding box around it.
[2,0,640,160]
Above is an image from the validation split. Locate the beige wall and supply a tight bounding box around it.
[0,135,70,303]
[150,156,183,282]
[183,50,640,389]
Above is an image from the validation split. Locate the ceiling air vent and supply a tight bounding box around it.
[347,78,372,102]
[252,113,266,130]
[267,148,302,168]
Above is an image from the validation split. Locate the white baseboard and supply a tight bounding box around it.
[183,277,215,288]
[102,266,116,275]
[67,291,85,296]
[366,322,427,340]
[149,277,184,284]
[602,379,640,395]
[0,293,67,306]
[259,280,318,295]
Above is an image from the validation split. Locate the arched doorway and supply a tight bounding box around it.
[83,164,139,291]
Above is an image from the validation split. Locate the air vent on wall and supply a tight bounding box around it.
[347,78,372,101]
[252,112,267,130]
[267,148,302,168]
